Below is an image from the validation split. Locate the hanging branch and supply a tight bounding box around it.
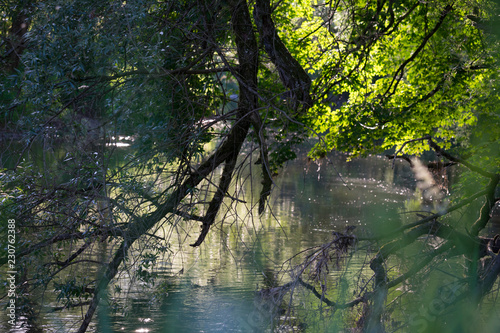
[426,136,499,236]
[253,0,313,111]
[427,136,498,179]
[250,110,274,214]
[75,1,260,329]
[190,139,244,247]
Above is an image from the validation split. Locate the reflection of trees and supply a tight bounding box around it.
[265,139,499,332]
[0,0,499,332]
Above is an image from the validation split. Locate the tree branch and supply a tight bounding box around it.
[427,137,498,179]
[383,4,453,99]
[76,0,260,328]
[253,0,312,110]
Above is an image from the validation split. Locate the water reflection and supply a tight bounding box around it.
[96,150,414,332]
[1,143,417,332]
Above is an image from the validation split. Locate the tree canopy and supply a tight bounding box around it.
[1,0,499,332]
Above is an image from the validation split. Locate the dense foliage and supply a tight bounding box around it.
[1,0,499,332]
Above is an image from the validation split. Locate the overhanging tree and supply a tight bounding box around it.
[1,0,499,332]
[257,1,500,332]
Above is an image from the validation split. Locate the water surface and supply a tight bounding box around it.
[1,145,416,332]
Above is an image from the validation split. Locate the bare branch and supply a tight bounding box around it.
[427,137,498,180]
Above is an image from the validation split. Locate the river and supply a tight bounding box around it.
[1,142,418,332]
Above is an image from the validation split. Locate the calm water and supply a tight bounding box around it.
[98,148,414,332]
[2,144,417,332]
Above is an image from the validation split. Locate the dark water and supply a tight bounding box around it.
[1,145,417,332]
